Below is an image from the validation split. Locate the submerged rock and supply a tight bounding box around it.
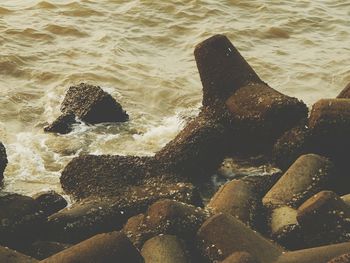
[0,142,8,184]
[61,83,128,124]
[44,112,76,135]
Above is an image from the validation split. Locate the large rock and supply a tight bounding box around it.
[226,82,308,153]
[141,235,190,263]
[60,83,128,124]
[124,199,208,249]
[0,193,45,249]
[263,154,334,209]
[194,34,261,109]
[43,112,76,134]
[46,183,199,244]
[32,191,67,217]
[297,191,350,247]
[154,112,228,179]
[0,246,38,263]
[274,242,350,263]
[0,142,8,184]
[337,82,350,98]
[207,179,259,228]
[41,231,143,263]
[197,213,284,262]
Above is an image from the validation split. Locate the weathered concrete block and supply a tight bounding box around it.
[61,83,128,124]
[221,251,259,263]
[0,193,45,249]
[0,142,8,184]
[263,154,334,209]
[0,246,38,263]
[273,242,350,263]
[141,235,190,263]
[44,112,76,134]
[41,231,143,263]
[194,34,261,108]
[32,191,67,217]
[207,180,259,227]
[197,213,284,262]
[297,191,350,247]
[337,82,350,98]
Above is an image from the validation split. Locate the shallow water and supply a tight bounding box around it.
[0,0,349,196]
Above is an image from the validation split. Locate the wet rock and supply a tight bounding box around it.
[41,231,143,263]
[141,235,190,263]
[32,191,67,217]
[23,241,71,260]
[337,82,350,98]
[263,154,334,209]
[154,113,228,179]
[226,82,308,154]
[274,242,350,263]
[60,83,128,124]
[124,199,208,249]
[221,251,259,263]
[207,179,259,227]
[308,99,350,160]
[197,213,284,263]
[44,112,76,134]
[194,34,261,108]
[0,193,45,249]
[328,253,350,263]
[0,142,8,184]
[47,182,199,244]
[297,191,350,247]
[0,246,38,263]
[269,206,304,250]
[272,120,311,171]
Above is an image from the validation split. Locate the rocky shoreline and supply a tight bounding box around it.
[0,34,349,262]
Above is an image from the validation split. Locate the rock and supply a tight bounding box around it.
[207,180,259,228]
[154,113,228,179]
[0,193,45,249]
[221,251,259,263]
[0,246,38,263]
[194,34,261,108]
[41,231,143,263]
[124,199,208,249]
[269,206,304,250]
[0,142,8,184]
[23,241,71,260]
[226,82,308,154]
[308,99,350,160]
[328,253,350,263]
[297,191,350,247]
[337,82,350,98]
[60,83,128,124]
[272,121,311,171]
[141,235,190,263]
[263,154,334,209]
[32,191,67,217]
[197,213,284,262]
[47,181,199,244]
[273,242,350,263]
[44,112,76,134]
[341,194,350,207]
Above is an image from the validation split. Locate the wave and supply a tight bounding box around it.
[44,24,89,37]
[0,7,12,15]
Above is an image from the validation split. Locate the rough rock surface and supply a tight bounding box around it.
[0,193,45,249]
[61,83,128,124]
[44,112,76,134]
[0,142,8,184]
[32,191,67,217]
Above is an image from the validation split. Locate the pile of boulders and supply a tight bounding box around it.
[0,34,349,262]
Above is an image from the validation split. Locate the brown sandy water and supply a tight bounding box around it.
[0,0,349,196]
